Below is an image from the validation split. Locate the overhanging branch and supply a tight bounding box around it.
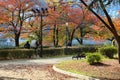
[80,0,115,34]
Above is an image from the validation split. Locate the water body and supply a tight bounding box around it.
[72,38,111,46]
[0,38,111,48]
[0,38,27,48]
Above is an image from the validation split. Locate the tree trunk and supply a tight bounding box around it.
[113,35,120,64]
[80,38,83,45]
[53,24,56,47]
[118,43,120,63]
[116,36,120,64]
[53,5,57,47]
[68,28,76,46]
[56,27,59,47]
[75,38,81,45]
[79,27,83,45]
[15,33,20,47]
[39,14,43,57]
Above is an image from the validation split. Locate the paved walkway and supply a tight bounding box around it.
[0,57,80,80]
[0,57,72,65]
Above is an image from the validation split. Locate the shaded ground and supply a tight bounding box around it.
[0,64,78,80]
[56,59,120,80]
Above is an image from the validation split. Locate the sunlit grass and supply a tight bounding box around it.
[55,58,119,79]
[56,59,93,76]
[55,59,89,75]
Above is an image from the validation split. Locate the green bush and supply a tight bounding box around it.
[43,48,64,57]
[0,46,98,60]
[64,46,97,55]
[86,53,102,65]
[0,50,8,59]
[98,46,117,58]
[9,49,34,59]
[0,49,35,59]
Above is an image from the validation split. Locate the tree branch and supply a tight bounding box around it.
[80,0,115,34]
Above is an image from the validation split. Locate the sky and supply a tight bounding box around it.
[32,0,48,10]
[107,4,120,18]
[38,0,120,18]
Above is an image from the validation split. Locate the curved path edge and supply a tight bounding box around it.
[53,65,99,80]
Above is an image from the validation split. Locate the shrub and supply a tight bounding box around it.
[98,46,117,58]
[0,49,35,59]
[43,48,64,57]
[0,46,98,60]
[0,50,8,59]
[86,53,102,65]
[64,46,98,55]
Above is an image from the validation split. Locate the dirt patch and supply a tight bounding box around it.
[0,64,78,80]
[56,59,120,80]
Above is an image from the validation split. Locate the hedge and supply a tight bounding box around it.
[0,49,35,59]
[64,46,98,56]
[43,48,64,57]
[0,46,98,60]
[98,46,117,58]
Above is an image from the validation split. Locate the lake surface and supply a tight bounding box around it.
[72,39,111,46]
[0,38,111,48]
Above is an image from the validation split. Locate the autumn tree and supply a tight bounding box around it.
[92,17,115,45]
[0,0,34,47]
[46,0,66,47]
[67,4,98,45]
[57,2,97,46]
[80,0,120,63]
[46,1,97,46]
[26,15,48,46]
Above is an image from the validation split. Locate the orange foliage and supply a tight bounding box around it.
[20,33,29,38]
[92,25,101,31]
[44,2,99,45]
[113,18,120,31]
[0,0,33,35]
[0,27,4,32]
[47,2,97,27]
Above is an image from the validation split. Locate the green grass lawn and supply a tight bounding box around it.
[55,59,91,75]
[55,59,120,80]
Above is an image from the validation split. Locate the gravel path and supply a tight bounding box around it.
[0,57,79,80]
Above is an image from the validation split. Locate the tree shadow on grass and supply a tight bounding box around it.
[90,62,111,66]
[0,76,27,80]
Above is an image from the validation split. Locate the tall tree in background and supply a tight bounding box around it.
[68,4,97,45]
[47,1,60,47]
[46,0,68,47]
[0,0,33,47]
[46,1,97,46]
[59,2,97,46]
[80,0,120,63]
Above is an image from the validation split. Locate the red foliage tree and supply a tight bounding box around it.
[0,0,34,47]
[46,1,97,46]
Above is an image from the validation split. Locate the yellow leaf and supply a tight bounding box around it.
[46,0,59,3]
